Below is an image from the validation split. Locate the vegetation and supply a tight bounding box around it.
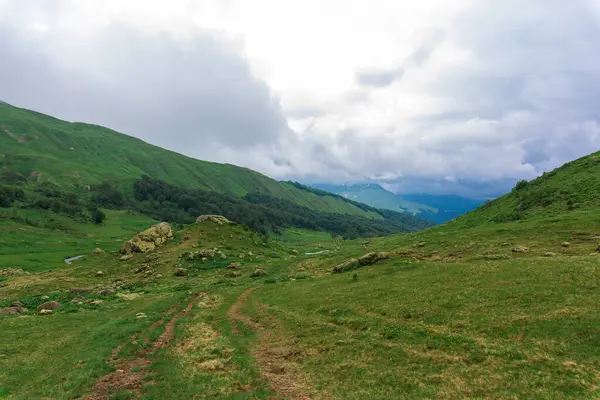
[2,105,600,399]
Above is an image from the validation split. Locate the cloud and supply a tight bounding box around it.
[2,1,600,198]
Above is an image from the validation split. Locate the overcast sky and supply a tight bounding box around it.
[2,0,600,198]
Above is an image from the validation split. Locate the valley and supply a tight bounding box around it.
[1,105,600,399]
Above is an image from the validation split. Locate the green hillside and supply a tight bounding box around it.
[455,150,600,227]
[0,102,382,218]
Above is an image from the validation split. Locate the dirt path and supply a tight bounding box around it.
[228,288,330,400]
[83,293,204,400]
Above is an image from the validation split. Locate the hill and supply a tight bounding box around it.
[454,150,600,226]
[3,111,600,398]
[0,102,391,218]
[0,102,433,236]
[313,183,481,223]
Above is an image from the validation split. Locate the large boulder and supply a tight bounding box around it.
[196,215,231,225]
[121,222,173,254]
[37,301,61,312]
[358,252,390,266]
[332,258,359,273]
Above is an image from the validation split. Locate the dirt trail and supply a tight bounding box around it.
[228,288,330,400]
[83,294,204,400]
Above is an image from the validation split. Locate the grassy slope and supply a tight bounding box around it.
[454,150,600,226]
[0,103,378,218]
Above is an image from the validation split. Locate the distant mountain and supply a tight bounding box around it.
[312,183,482,224]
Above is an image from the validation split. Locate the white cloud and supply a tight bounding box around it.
[1,0,600,197]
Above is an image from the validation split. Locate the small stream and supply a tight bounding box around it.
[64,255,86,264]
[304,250,329,255]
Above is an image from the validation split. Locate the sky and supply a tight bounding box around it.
[2,0,600,198]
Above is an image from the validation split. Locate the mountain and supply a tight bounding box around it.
[0,102,432,237]
[312,183,481,223]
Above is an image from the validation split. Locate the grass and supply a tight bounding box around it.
[2,193,600,398]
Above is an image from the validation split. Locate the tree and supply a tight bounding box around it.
[90,209,106,224]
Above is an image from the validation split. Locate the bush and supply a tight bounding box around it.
[90,209,106,224]
[514,180,529,191]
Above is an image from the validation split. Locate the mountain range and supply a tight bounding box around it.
[313,183,482,223]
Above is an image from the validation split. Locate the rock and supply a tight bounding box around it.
[226,271,242,278]
[562,242,571,247]
[119,254,133,261]
[136,313,147,319]
[120,222,173,254]
[92,248,104,255]
[217,251,227,259]
[155,274,163,279]
[41,295,50,300]
[0,307,24,315]
[201,257,208,262]
[96,271,105,277]
[500,243,510,247]
[238,253,246,259]
[358,252,390,266]
[248,251,253,256]
[544,252,557,257]
[10,301,24,307]
[116,293,141,301]
[512,246,529,253]
[196,215,231,225]
[37,301,61,312]
[99,288,116,296]
[70,297,85,304]
[292,249,299,255]
[39,309,53,316]
[227,262,242,269]
[416,242,426,247]
[333,258,359,273]
[250,269,267,278]
[174,268,188,277]
[0,267,28,277]
[86,299,104,306]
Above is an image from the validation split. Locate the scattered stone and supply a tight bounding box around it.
[37,301,61,312]
[226,271,242,278]
[136,313,147,319]
[119,254,133,261]
[10,301,24,307]
[39,309,53,316]
[40,295,50,300]
[201,257,208,262]
[248,251,253,256]
[416,242,426,247]
[562,242,571,247]
[196,215,231,225]
[227,262,242,269]
[217,251,227,259]
[0,267,28,277]
[92,248,104,255]
[501,243,510,247]
[250,269,267,278]
[99,288,116,296]
[70,297,85,304]
[544,252,557,257]
[120,222,173,254]
[86,299,104,306]
[292,249,299,255]
[333,258,359,273]
[0,307,27,315]
[238,253,246,259]
[95,271,105,277]
[117,293,141,301]
[155,274,163,279]
[512,246,529,253]
[358,252,390,266]
[174,268,188,277]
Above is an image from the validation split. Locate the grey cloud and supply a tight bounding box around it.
[355,67,402,87]
[0,10,291,160]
